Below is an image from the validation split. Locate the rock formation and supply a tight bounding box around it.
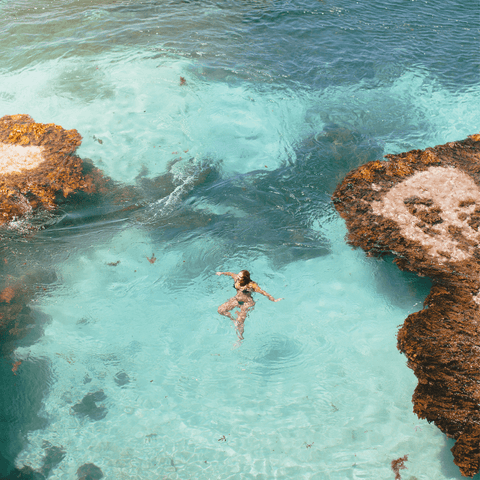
[71,390,107,421]
[333,133,480,477]
[77,463,104,480]
[0,114,107,225]
[0,271,56,356]
[2,445,65,479]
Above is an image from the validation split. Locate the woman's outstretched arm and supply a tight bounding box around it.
[216,271,236,278]
[251,283,283,302]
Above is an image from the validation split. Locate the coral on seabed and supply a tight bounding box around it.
[391,455,408,480]
[0,270,56,355]
[333,134,480,477]
[0,114,106,225]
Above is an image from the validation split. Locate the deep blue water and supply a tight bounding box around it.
[0,0,479,478]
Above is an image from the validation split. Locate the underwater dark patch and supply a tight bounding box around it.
[72,391,107,421]
[77,462,104,480]
[114,371,130,387]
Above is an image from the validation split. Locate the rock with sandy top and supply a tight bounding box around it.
[0,114,106,225]
[333,133,480,478]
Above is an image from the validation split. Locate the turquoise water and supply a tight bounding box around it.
[1,0,479,478]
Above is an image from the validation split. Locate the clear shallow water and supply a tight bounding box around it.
[0,0,479,479]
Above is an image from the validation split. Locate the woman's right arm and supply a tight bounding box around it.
[216,271,236,278]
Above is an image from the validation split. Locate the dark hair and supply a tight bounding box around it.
[238,270,251,286]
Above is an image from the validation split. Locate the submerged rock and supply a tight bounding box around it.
[333,133,480,477]
[3,465,44,480]
[39,446,65,478]
[76,463,103,480]
[114,371,130,386]
[0,270,56,355]
[0,114,107,225]
[72,390,107,420]
[3,445,65,480]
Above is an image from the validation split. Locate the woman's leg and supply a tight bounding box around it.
[234,301,255,340]
[217,297,238,321]
[235,320,245,340]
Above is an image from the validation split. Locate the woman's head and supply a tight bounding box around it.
[238,270,251,286]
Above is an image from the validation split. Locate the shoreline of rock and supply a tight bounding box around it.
[333,134,480,477]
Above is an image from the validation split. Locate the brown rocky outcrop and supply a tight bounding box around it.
[332,134,480,477]
[0,114,107,225]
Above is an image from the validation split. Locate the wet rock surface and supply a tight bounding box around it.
[333,134,480,477]
[0,114,108,226]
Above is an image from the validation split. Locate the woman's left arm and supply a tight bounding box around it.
[252,283,283,302]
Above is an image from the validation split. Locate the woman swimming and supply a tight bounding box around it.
[216,270,283,340]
